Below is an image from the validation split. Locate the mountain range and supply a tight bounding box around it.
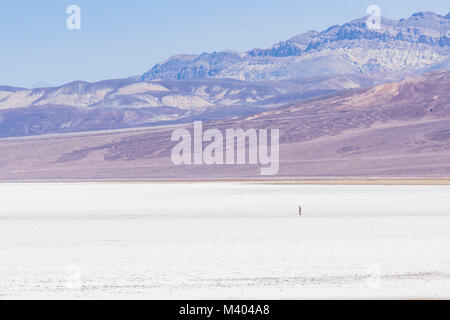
[0,70,448,180]
[0,11,448,139]
[0,11,449,180]
[142,11,450,81]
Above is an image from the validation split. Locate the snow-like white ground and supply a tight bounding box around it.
[0,183,449,299]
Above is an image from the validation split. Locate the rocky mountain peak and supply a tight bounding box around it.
[141,12,450,82]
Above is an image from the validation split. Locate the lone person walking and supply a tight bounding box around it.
[298,204,302,216]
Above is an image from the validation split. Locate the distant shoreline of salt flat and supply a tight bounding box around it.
[1,178,450,185]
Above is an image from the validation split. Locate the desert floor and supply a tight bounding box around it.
[0,182,449,299]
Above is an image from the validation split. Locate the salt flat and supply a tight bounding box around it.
[0,183,449,299]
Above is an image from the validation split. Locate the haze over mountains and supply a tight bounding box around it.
[0,11,448,138]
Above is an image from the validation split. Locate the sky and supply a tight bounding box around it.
[0,0,449,88]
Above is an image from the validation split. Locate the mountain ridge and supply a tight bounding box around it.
[141,11,450,81]
[0,72,412,137]
[0,11,448,139]
[0,70,448,180]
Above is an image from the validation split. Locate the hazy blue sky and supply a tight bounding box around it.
[1,0,448,87]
